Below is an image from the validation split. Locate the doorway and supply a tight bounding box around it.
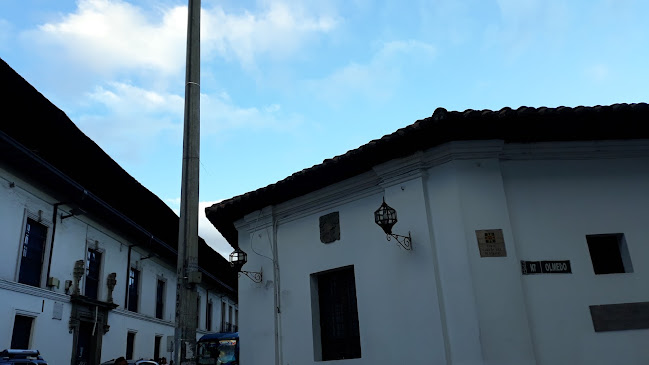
[75,321,98,365]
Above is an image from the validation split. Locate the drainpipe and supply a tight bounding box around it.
[46,190,87,290]
[1,130,235,295]
[46,202,66,288]
[124,244,135,308]
[272,216,283,365]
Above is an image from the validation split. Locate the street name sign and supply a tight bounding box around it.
[521,260,572,275]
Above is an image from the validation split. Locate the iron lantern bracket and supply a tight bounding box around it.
[386,232,412,250]
[239,270,263,283]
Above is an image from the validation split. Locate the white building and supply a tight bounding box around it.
[207,103,649,365]
[0,59,238,364]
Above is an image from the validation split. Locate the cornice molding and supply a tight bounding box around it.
[372,141,506,188]
[235,141,507,227]
[421,140,506,168]
[501,139,649,160]
[236,206,274,233]
[233,139,649,232]
[235,171,383,230]
[111,308,175,326]
[0,278,70,302]
[373,152,427,188]
[274,172,382,226]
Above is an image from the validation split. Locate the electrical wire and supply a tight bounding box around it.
[249,209,274,263]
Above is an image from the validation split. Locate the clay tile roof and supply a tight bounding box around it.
[206,102,649,248]
[0,57,237,292]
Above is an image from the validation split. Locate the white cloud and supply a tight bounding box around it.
[87,81,184,115]
[379,40,436,58]
[76,82,183,160]
[165,197,181,210]
[0,18,11,48]
[198,200,232,259]
[307,40,436,106]
[485,0,570,58]
[74,81,300,160]
[26,0,338,74]
[165,198,231,259]
[32,0,187,74]
[18,0,329,151]
[585,64,610,82]
[202,2,338,69]
[201,92,302,134]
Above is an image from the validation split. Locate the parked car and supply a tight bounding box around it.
[0,350,47,365]
[100,359,158,365]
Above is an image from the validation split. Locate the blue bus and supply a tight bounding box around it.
[197,332,239,365]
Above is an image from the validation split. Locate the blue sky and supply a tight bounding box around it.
[1,0,648,257]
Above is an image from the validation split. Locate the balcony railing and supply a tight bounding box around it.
[219,321,239,333]
[220,322,232,332]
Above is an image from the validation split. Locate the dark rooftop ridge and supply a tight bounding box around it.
[206,102,649,248]
[0,57,237,292]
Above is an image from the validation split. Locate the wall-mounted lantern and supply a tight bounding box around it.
[374,198,412,250]
[229,248,263,283]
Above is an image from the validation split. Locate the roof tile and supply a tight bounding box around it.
[206,102,649,248]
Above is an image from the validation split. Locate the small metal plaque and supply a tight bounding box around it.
[52,302,63,320]
[476,229,507,257]
[521,260,572,275]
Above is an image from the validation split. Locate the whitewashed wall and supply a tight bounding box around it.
[235,170,450,365]
[500,156,649,365]
[0,166,237,365]
[436,157,537,365]
[234,140,649,365]
[235,210,276,365]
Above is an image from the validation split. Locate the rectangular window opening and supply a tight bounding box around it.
[221,301,226,332]
[586,233,633,275]
[156,279,165,319]
[86,249,102,300]
[11,315,34,349]
[207,301,213,332]
[311,265,361,361]
[154,335,162,361]
[18,218,48,287]
[228,305,233,328]
[197,296,201,329]
[126,332,136,360]
[127,268,140,312]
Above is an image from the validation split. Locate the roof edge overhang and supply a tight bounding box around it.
[1,130,235,294]
[206,103,649,249]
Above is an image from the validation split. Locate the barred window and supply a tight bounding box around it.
[312,266,361,361]
[127,268,140,312]
[85,249,102,299]
[18,218,47,287]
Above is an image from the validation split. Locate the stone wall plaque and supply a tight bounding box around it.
[476,229,507,257]
[590,302,649,332]
[167,335,175,352]
[319,212,340,244]
[52,302,63,320]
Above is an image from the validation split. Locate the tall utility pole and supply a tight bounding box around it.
[174,1,201,365]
